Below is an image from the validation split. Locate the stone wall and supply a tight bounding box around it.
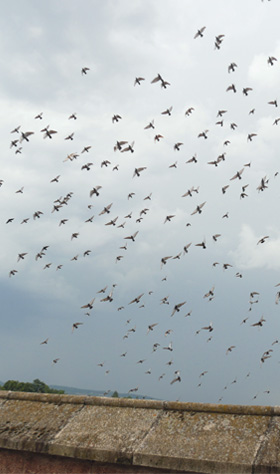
[0,391,279,473]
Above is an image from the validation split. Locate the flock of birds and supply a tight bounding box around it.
[4,1,280,402]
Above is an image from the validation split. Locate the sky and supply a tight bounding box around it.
[1,0,280,405]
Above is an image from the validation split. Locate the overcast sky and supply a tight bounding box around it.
[1,0,280,404]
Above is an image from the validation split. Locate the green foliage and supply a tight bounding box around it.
[112,390,119,398]
[0,379,64,394]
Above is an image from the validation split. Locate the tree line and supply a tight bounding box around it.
[0,378,64,394]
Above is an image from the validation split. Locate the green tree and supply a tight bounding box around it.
[1,379,64,394]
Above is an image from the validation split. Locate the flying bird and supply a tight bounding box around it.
[161,106,173,116]
[230,168,244,180]
[129,293,144,305]
[191,202,206,215]
[171,302,186,317]
[268,56,277,66]
[81,67,90,75]
[194,26,206,38]
[99,203,113,215]
[124,231,139,242]
[133,167,147,177]
[257,236,269,244]
[134,77,145,86]
[112,114,122,123]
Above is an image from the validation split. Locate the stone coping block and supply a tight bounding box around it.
[0,391,280,473]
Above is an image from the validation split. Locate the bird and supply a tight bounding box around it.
[161,106,173,116]
[230,168,244,180]
[71,233,79,240]
[194,26,206,39]
[163,342,173,351]
[170,371,181,384]
[10,139,19,148]
[164,215,175,223]
[124,231,139,242]
[40,338,49,345]
[99,203,113,215]
[186,154,198,164]
[50,175,60,183]
[144,119,155,130]
[81,146,92,153]
[101,160,111,168]
[59,219,68,226]
[215,34,225,49]
[182,186,199,198]
[81,163,93,171]
[161,256,172,268]
[197,130,208,139]
[81,67,90,75]
[226,346,236,355]
[112,114,122,123]
[129,293,144,305]
[228,62,238,73]
[90,186,102,197]
[81,298,95,310]
[15,187,24,194]
[242,87,253,96]
[195,239,206,249]
[226,84,236,93]
[100,289,114,303]
[268,100,278,107]
[247,133,257,142]
[42,126,58,139]
[212,234,221,242]
[171,302,186,317]
[147,324,158,334]
[223,263,233,270]
[121,141,135,153]
[20,131,34,142]
[268,56,277,66]
[9,270,18,277]
[154,134,164,142]
[133,167,147,177]
[257,176,269,192]
[11,125,21,134]
[105,217,118,226]
[134,77,145,86]
[185,107,194,116]
[201,323,214,332]
[174,142,183,151]
[151,73,170,88]
[257,236,269,244]
[191,202,206,215]
[17,253,28,262]
[204,286,215,299]
[251,315,266,327]
[64,132,74,141]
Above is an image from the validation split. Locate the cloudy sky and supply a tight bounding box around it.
[1,0,280,404]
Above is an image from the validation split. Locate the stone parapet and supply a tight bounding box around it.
[0,391,279,473]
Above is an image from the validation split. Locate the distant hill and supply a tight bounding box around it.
[50,384,153,399]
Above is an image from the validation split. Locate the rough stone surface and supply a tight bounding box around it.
[0,448,187,473]
[1,391,280,473]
